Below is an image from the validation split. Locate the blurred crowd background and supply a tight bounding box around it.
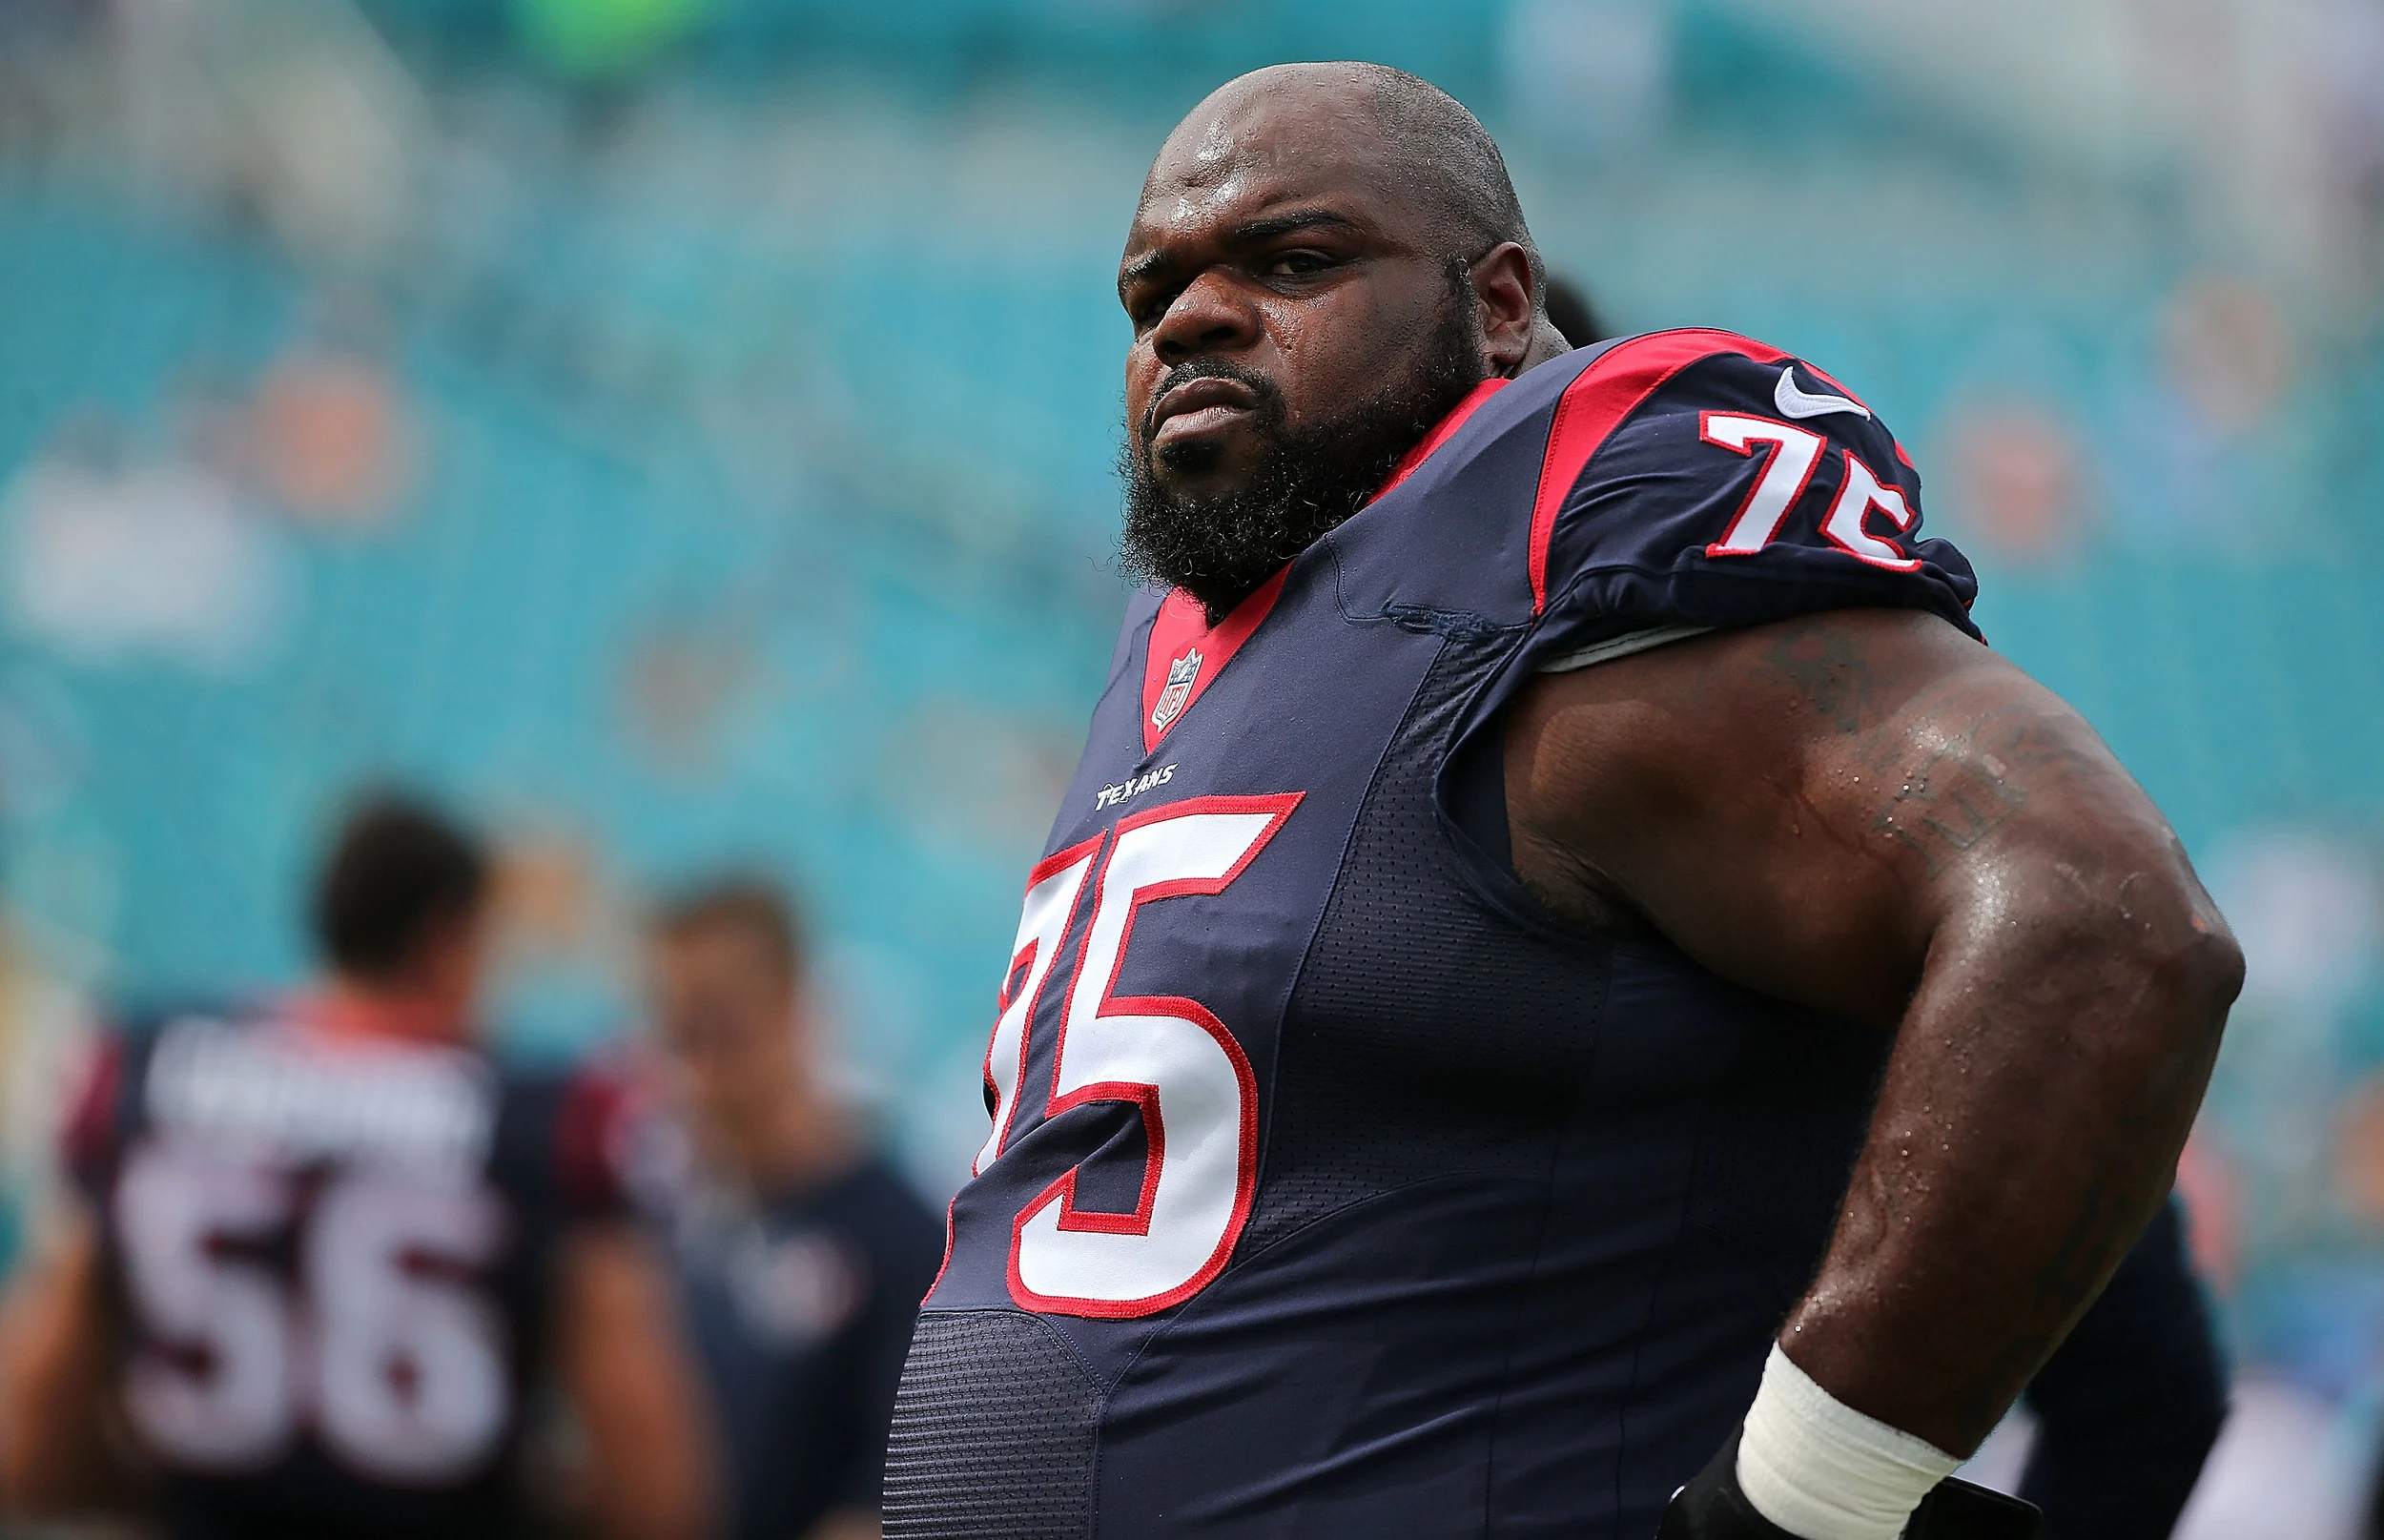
[0,0,2381,1531]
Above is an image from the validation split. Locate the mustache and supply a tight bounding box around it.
[1139,359,1284,445]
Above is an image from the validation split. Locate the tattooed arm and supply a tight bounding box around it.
[1505,608,2240,1457]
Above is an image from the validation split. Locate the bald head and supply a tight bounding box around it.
[1117,63,1569,621]
[1150,63,1543,299]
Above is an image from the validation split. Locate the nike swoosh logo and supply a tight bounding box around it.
[1775,365,1871,421]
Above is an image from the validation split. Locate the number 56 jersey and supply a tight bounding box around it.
[888,334,1985,1540]
[62,1003,642,1540]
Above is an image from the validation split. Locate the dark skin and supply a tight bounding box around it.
[1120,73,1568,483]
[1128,64,2242,1460]
[1510,611,2236,1454]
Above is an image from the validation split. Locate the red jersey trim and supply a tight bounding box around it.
[1373,377,1510,501]
[1134,376,1511,747]
[60,1035,126,1188]
[1005,792,1299,1318]
[1526,329,1793,616]
[977,833,1105,1174]
[1141,568,1287,753]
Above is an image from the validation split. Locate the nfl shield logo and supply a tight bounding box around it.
[1151,647,1203,733]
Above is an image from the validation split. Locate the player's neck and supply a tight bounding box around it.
[1514,319,1572,375]
[306,977,474,1046]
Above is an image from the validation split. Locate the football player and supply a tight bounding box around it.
[0,795,716,1540]
[884,63,2241,1540]
[643,878,942,1540]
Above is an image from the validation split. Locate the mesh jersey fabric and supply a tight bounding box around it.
[884,1311,1103,1539]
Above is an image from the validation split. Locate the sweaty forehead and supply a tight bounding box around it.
[1128,77,1414,252]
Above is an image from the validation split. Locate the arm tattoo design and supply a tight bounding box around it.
[1869,712,2113,878]
[1754,616,2114,881]
[1755,620,1890,735]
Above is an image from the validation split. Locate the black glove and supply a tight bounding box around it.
[1659,1431,2042,1539]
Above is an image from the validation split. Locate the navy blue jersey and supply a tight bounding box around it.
[886,331,1983,1539]
[64,1003,640,1540]
[660,1156,943,1540]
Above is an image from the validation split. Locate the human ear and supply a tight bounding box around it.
[1469,242,1538,374]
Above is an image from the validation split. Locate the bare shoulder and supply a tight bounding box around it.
[1508,608,2113,852]
[1514,608,2004,748]
[1503,608,2154,1023]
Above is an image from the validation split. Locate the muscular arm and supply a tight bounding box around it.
[1507,608,2241,1456]
[553,1222,718,1540]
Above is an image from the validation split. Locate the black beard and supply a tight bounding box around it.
[1120,295,1487,625]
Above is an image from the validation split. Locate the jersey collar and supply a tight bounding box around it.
[1141,568,1287,753]
[1371,377,1510,502]
[288,986,475,1048]
[1135,378,1511,754]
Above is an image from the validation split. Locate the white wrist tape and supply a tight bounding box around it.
[1735,1345,1962,1540]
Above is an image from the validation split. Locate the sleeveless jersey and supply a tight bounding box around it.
[64,1003,638,1540]
[885,330,1983,1540]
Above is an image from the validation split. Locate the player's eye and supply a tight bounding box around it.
[1262,251,1336,277]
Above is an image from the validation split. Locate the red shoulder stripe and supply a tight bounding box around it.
[1527,329,1790,615]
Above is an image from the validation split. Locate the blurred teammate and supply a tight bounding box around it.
[644,880,940,1540]
[887,63,2242,1539]
[0,794,714,1540]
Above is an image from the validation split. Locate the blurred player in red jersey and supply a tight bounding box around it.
[0,794,717,1540]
